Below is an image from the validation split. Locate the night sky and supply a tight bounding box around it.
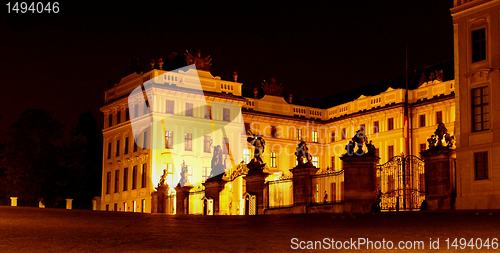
[0,1,454,136]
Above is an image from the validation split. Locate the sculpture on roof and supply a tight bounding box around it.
[185,50,212,71]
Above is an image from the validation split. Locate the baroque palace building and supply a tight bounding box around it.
[98,63,456,213]
[97,0,500,213]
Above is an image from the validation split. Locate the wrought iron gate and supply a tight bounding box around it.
[376,155,425,211]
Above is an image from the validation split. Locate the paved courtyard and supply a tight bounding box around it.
[0,207,499,252]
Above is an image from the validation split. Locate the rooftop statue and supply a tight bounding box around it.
[185,50,212,71]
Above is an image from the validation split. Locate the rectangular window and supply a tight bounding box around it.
[141,199,145,213]
[116,111,121,124]
[471,86,489,132]
[114,203,118,211]
[474,151,488,180]
[244,123,250,133]
[165,130,173,149]
[312,156,319,168]
[204,105,212,119]
[330,131,336,142]
[312,131,318,143]
[360,124,366,132]
[341,128,346,140]
[419,114,426,128]
[184,133,192,151]
[330,156,335,170]
[125,108,130,121]
[124,137,129,155]
[107,142,112,159]
[270,152,277,168]
[165,100,174,114]
[115,140,120,157]
[375,148,380,158]
[185,103,193,117]
[202,167,210,182]
[134,104,139,118]
[114,170,119,193]
[223,108,230,122]
[388,118,394,131]
[106,172,111,194]
[388,145,394,160]
[436,111,443,124]
[133,140,138,153]
[420,143,427,153]
[108,114,113,127]
[373,121,379,134]
[296,129,302,140]
[204,135,212,153]
[143,130,148,149]
[271,126,278,138]
[222,137,229,154]
[243,149,250,163]
[123,167,128,191]
[141,164,147,188]
[472,28,486,63]
[132,166,137,190]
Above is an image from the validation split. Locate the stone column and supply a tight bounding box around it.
[421,150,456,210]
[290,166,319,212]
[10,197,17,207]
[203,175,225,215]
[65,199,73,210]
[175,185,193,215]
[245,170,269,215]
[152,185,169,213]
[341,155,379,214]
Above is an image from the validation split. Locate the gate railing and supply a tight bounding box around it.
[188,190,205,214]
[311,169,344,205]
[267,178,293,209]
[377,155,425,211]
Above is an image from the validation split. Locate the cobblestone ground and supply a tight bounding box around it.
[0,207,499,252]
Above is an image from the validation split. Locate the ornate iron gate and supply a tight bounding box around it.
[376,155,425,211]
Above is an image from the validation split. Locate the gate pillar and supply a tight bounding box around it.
[203,174,225,215]
[290,166,319,212]
[245,169,269,215]
[341,155,379,214]
[175,184,193,215]
[421,123,456,211]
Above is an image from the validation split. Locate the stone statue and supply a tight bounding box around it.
[434,122,447,147]
[158,169,168,188]
[427,135,437,149]
[178,160,189,187]
[185,50,212,70]
[422,123,455,156]
[210,145,226,178]
[295,140,313,167]
[247,130,266,165]
[344,128,377,158]
[366,140,376,157]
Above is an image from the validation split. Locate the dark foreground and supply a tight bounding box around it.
[0,207,499,252]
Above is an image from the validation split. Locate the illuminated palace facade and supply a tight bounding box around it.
[98,66,455,213]
[98,0,500,213]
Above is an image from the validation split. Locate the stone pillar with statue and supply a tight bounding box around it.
[290,140,318,213]
[420,123,456,210]
[175,161,193,215]
[340,129,379,214]
[151,169,170,213]
[202,145,227,215]
[244,131,269,214]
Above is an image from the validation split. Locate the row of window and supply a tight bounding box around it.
[106,102,232,128]
[418,111,444,128]
[105,164,148,194]
[107,131,148,159]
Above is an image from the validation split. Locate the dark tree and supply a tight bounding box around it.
[64,112,102,209]
[1,109,63,206]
